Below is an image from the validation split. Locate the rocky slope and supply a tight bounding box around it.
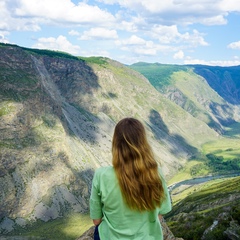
[166,176,240,239]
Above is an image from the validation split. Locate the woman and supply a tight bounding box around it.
[90,118,172,239]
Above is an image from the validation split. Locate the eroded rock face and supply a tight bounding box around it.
[76,218,184,240]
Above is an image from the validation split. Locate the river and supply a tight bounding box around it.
[168,173,240,193]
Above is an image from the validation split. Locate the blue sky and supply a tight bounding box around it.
[1,0,240,66]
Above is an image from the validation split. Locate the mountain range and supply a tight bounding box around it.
[0,43,239,239]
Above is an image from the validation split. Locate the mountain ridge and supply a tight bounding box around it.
[130,62,240,134]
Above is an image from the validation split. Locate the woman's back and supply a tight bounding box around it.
[90,118,172,239]
[90,166,171,239]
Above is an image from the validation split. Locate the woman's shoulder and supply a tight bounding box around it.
[94,166,116,183]
[95,165,114,175]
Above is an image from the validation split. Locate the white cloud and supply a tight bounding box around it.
[0,32,10,44]
[184,58,240,66]
[199,14,227,26]
[151,25,208,47]
[173,50,184,59]
[116,35,146,46]
[99,0,234,26]
[119,21,138,32]
[98,0,172,13]
[115,35,158,56]
[134,48,157,56]
[151,25,180,44]
[0,0,41,32]
[15,0,116,25]
[117,16,146,33]
[0,1,10,29]
[79,28,118,40]
[0,0,116,33]
[228,41,240,50]
[181,29,208,47]
[32,35,80,55]
[69,30,80,36]
[220,0,240,11]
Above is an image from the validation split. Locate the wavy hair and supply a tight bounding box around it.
[112,118,165,211]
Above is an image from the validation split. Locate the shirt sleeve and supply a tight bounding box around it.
[158,168,172,215]
[90,169,103,220]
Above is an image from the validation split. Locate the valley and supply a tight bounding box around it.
[0,43,240,239]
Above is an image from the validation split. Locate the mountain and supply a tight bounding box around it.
[130,62,240,134]
[0,43,239,239]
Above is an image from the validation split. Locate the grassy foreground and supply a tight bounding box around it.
[8,214,93,240]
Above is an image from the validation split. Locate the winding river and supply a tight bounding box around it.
[168,173,240,193]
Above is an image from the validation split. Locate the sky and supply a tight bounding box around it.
[1,0,240,66]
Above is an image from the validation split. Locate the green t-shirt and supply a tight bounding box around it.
[90,166,172,240]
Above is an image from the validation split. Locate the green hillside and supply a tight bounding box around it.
[130,62,240,181]
[130,62,188,90]
[166,176,240,240]
[130,63,240,133]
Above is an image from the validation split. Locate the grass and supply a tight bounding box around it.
[8,213,93,240]
[168,160,201,185]
[166,176,240,240]
[129,62,189,89]
[0,42,79,61]
[168,120,240,184]
[78,56,107,65]
[0,101,15,116]
[202,137,240,160]
[169,176,240,213]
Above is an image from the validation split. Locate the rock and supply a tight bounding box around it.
[76,217,184,240]
[160,217,184,240]
[224,220,240,240]
[77,226,95,240]
[201,211,240,240]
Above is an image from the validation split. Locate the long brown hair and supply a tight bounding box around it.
[112,118,165,211]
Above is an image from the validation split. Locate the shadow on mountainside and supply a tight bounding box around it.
[0,45,103,144]
[209,102,237,127]
[32,53,102,144]
[148,109,199,159]
[58,151,94,201]
[0,45,108,234]
[193,65,240,105]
